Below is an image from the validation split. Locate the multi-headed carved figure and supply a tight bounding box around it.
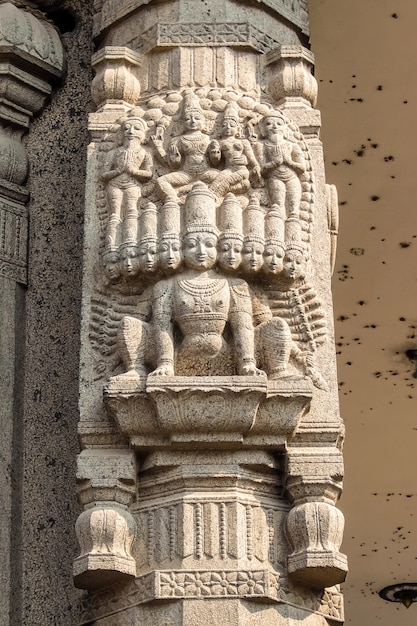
[111,183,305,381]
[101,113,153,251]
[266,242,329,390]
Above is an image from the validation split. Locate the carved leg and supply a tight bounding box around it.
[106,186,123,249]
[122,185,141,245]
[285,177,302,220]
[155,171,191,202]
[256,317,292,377]
[113,316,150,381]
[209,167,249,199]
[266,178,286,215]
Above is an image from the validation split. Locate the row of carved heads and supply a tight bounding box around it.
[103,182,307,283]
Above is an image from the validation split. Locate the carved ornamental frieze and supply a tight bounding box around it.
[76,2,346,624]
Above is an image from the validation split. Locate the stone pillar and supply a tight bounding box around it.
[76,1,346,624]
[0,3,65,623]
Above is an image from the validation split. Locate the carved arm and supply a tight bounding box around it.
[229,280,264,376]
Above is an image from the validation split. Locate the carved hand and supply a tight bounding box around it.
[101,168,124,181]
[169,144,181,163]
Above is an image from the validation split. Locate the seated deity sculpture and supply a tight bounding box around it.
[101,114,153,250]
[208,102,261,200]
[110,183,309,382]
[151,92,219,204]
[259,111,306,226]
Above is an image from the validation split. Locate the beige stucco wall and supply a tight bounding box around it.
[309,1,417,624]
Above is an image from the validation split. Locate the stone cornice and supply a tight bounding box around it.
[93,0,309,39]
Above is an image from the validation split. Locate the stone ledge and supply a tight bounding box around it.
[104,375,312,449]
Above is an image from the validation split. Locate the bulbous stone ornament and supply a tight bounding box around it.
[286,501,347,588]
[91,47,142,110]
[266,45,318,108]
[74,505,137,590]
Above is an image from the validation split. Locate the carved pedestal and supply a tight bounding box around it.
[76,0,346,623]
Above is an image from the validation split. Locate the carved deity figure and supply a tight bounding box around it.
[110,183,312,382]
[216,233,243,274]
[259,111,306,226]
[152,92,219,204]
[241,237,264,275]
[157,234,182,274]
[150,226,264,377]
[101,115,153,250]
[208,102,261,200]
[119,244,139,278]
[102,250,121,284]
[262,239,285,275]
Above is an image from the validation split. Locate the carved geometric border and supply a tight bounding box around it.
[78,569,279,624]
[135,23,282,55]
[79,570,343,624]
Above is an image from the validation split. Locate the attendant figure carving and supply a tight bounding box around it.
[259,111,306,233]
[101,114,153,250]
[266,243,329,390]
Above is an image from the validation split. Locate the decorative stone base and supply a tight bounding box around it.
[104,375,312,449]
[287,551,348,589]
[73,554,137,590]
[79,569,342,625]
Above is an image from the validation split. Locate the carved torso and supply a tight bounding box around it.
[174,273,230,338]
[173,132,211,174]
[106,146,149,188]
[219,138,249,167]
[263,140,298,181]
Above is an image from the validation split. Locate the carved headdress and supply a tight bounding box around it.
[139,202,158,245]
[182,90,204,117]
[218,193,243,243]
[183,182,219,236]
[243,195,265,245]
[223,101,240,123]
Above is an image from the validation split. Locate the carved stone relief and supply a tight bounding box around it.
[88,88,327,394]
[76,4,346,623]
